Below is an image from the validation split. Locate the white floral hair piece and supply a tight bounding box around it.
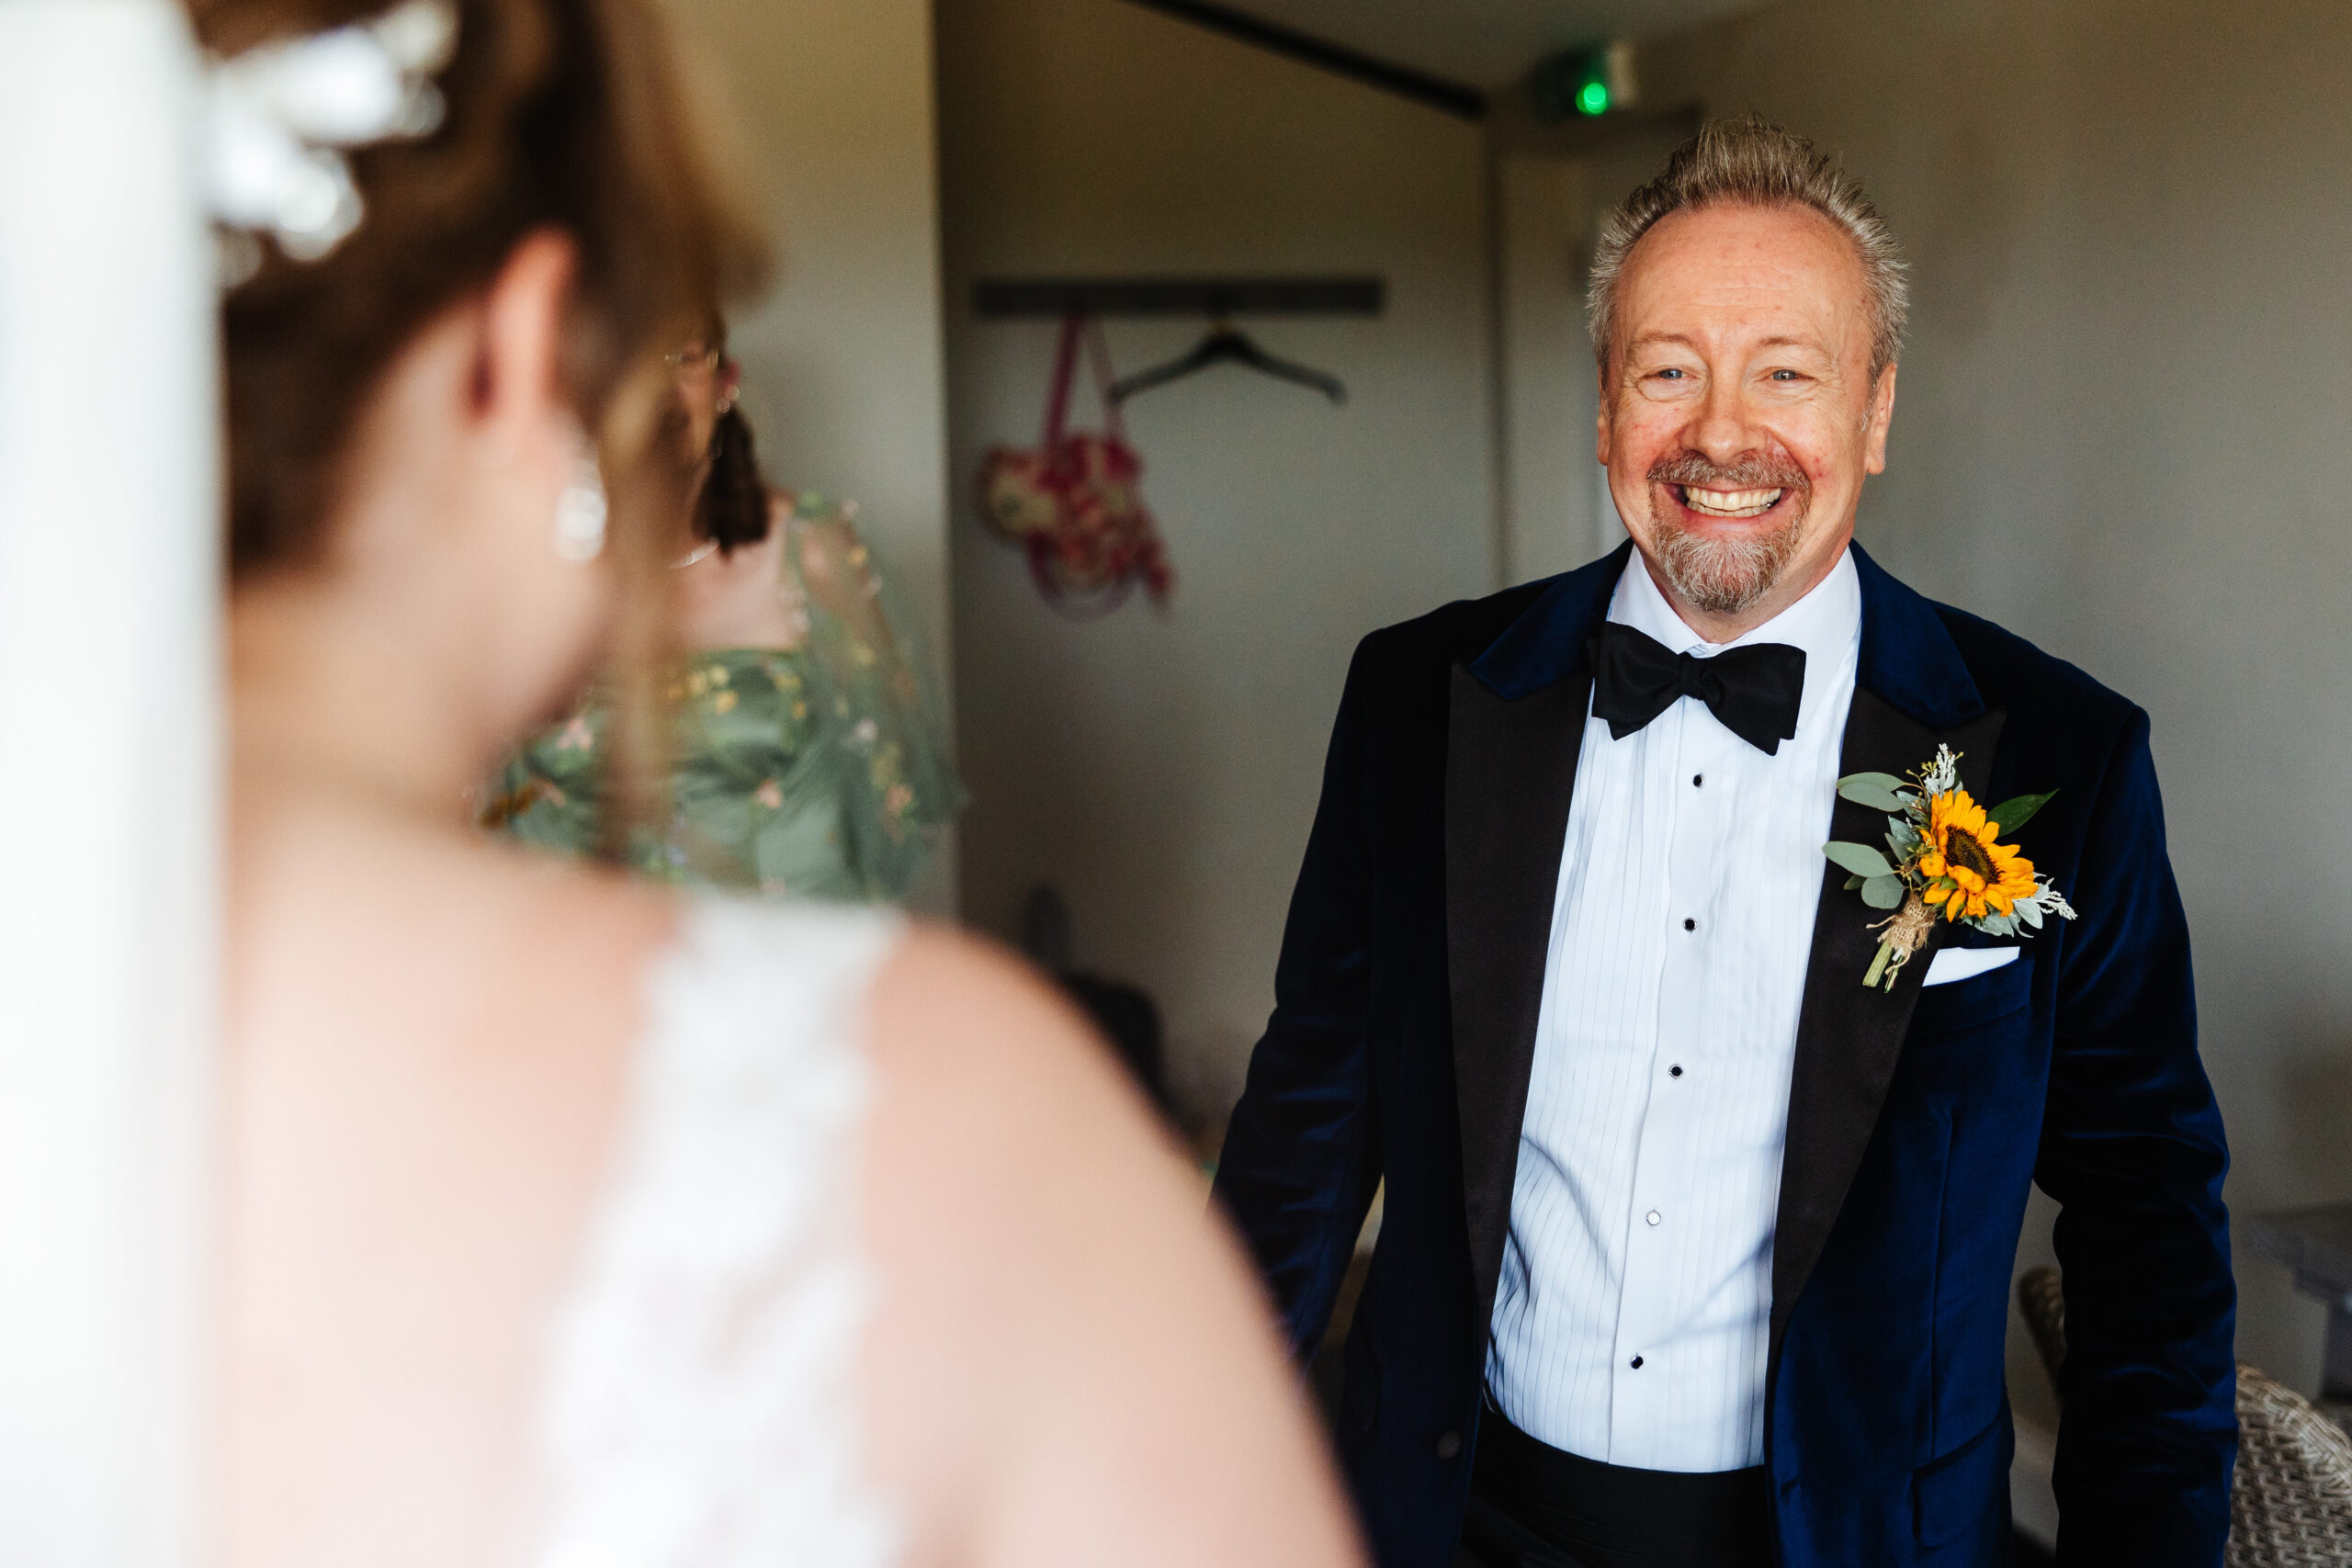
[206,0,459,266]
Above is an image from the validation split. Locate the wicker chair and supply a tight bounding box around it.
[2016,1264,2352,1564]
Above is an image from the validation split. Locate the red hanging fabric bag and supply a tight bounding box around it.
[979,314,1172,616]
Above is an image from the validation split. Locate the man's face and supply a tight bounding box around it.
[1599,200,1896,635]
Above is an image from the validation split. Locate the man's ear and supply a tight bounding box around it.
[1862,361,1898,475]
[1595,362,1614,467]
[472,229,580,439]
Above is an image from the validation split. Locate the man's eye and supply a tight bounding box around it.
[1654,367,1687,380]
[1770,369,1801,381]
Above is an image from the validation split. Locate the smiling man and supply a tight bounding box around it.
[1213,118,2235,1568]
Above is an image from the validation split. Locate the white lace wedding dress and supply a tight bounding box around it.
[523,898,908,1568]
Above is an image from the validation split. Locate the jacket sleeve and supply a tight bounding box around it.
[2039,708,2236,1566]
[1210,637,1385,1362]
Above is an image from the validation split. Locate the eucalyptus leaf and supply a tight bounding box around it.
[1989,790,2057,836]
[1824,840,1896,879]
[1843,874,1866,891]
[1861,873,1905,909]
[1838,772,1909,811]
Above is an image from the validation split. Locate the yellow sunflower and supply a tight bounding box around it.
[1915,788,2040,921]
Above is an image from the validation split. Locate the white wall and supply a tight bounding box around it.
[937,0,1496,1122]
[665,0,958,906]
[1641,0,2352,1397]
[1495,152,1596,583]
[1493,121,1690,580]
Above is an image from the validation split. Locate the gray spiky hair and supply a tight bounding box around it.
[1588,114,1908,381]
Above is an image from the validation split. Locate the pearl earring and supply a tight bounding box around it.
[551,443,606,562]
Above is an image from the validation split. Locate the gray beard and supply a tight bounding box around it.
[1645,480,1809,617]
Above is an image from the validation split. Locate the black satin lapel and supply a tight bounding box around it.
[1447,663,1591,1328]
[1768,691,2007,1359]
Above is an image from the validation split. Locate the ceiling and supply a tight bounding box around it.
[1204,0,1765,90]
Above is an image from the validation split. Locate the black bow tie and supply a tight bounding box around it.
[1589,621,1807,755]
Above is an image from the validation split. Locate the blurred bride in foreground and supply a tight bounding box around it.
[211,0,1363,1563]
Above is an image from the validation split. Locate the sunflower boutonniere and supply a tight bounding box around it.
[1822,745,2078,991]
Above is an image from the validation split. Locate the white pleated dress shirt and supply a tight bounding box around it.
[1484,547,1861,1473]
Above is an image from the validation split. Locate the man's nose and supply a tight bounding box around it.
[1689,378,1760,465]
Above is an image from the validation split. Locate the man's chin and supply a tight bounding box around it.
[1640,499,1809,620]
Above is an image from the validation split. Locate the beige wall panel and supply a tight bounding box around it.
[938,0,1495,1121]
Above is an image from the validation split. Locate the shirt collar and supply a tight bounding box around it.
[1607,543,1862,728]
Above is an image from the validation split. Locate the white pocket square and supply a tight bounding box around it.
[1922,946,2020,987]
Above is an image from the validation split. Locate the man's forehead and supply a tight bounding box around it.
[1616,204,1871,351]
[1634,198,1861,267]
[1624,325,1841,359]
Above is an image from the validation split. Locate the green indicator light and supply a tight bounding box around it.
[1532,41,1631,124]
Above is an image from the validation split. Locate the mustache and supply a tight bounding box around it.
[1647,451,1809,491]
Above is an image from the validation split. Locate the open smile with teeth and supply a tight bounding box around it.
[1677,485,1785,519]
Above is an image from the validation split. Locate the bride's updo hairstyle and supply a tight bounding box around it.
[194,0,767,580]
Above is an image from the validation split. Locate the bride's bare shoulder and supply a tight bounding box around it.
[856,926,1362,1568]
[229,804,678,1050]
[860,925,1190,1200]
[867,925,1117,1085]
[858,922,1195,1319]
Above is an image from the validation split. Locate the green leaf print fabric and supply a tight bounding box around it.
[485,501,963,903]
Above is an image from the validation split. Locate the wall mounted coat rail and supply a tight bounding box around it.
[974,276,1385,320]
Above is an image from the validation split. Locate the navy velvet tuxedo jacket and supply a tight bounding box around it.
[1212,543,2235,1568]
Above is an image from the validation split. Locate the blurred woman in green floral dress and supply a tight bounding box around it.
[483,320,962,901]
